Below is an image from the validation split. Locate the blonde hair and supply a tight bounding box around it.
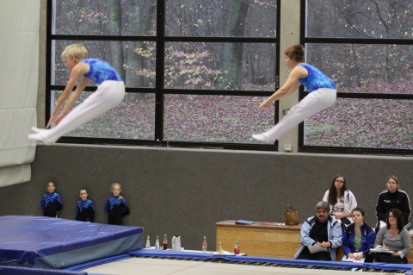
[111,182,122,191]
[61,43,88,60]
[386,175,399,185]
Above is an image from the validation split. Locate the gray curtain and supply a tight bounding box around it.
[0,0,40,186]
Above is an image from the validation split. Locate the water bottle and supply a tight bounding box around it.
[202,236,207,252]
[145,235,151,248]
[218,241,223,254]
[155,236,160,249]
[163,234,168,250]
[234,240,240,254]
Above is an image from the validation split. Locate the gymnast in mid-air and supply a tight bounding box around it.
[29,43,125,144]
[252,44,337,144]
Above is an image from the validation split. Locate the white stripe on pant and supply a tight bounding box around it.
[263,88,337,142]
[43,80,125,144]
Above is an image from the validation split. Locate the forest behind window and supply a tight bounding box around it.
[49,0,278,145]
[48,0,412,152]
[303,0,412,151]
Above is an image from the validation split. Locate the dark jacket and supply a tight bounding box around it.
[376,189,411,226]
[76,199,95,222]
[342,223,375,257]
[40,192,63,217]
[105,195,130,225]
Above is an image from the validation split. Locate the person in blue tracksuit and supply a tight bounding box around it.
[342,207,375,261]
[105,183,130,225]
[40,181,63,217]
[76,188,95,222]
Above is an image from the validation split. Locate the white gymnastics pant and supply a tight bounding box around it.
[263,88,336,142]
[42,80,125,144]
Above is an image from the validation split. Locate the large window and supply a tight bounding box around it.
[47,0,279,149]
[47,0,412,154]
[302,0,413,152]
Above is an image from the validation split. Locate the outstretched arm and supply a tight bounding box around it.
[46,62,89,128]
[259,66,305,108]
[54,76,89,125]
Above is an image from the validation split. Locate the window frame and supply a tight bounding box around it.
[45,0,412,155]
[298,0,413,155]
[46,0,281,151]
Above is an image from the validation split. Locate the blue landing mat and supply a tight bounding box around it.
[0,215,144,269]
[0,265,87,275]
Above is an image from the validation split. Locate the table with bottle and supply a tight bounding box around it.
[145,233,245,256]
[216,220,302,258]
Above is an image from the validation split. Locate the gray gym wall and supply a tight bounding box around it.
[0,144,411,250]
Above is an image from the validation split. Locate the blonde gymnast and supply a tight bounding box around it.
[29,43,125,144]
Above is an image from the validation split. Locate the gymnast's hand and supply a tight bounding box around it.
[259,97,274,108]
[46,114,58,128]
[55,115,65,126]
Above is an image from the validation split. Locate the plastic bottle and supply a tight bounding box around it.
[155,236,160,249]
[145,235,151,248]
[202,236,207,252]
[234,240,240,254]
[218,241,223,254]
[163,234,168,250]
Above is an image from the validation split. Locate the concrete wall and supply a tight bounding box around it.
[0,144,412,250]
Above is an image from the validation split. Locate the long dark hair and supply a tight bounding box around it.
[386,208,405,231]
[327,175,348,205]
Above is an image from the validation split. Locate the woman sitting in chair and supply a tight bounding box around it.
[342,207,375,261]
[367,208,410,263]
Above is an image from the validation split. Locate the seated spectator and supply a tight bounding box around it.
[368,208,410,264]
[294,201,342,261]
[342,207,375,261]
[322,175,357,230]
[376,175,411,231]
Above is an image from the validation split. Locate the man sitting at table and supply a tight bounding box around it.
[294,201,342,261]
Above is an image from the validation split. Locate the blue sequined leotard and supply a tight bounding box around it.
[77,199,94,212]
[81,58,122,84]
[40,192,63,209]
[105,195,128,212]
[298,63,336,92]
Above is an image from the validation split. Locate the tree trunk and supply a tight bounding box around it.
[125,0,156,100]
[108,0,124,80]
[217,0,249,90]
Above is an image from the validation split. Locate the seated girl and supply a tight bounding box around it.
[342,207,375,261]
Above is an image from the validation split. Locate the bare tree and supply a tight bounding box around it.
[125,0,156,100]
[108,0,125,80]
[217,0,249,90]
